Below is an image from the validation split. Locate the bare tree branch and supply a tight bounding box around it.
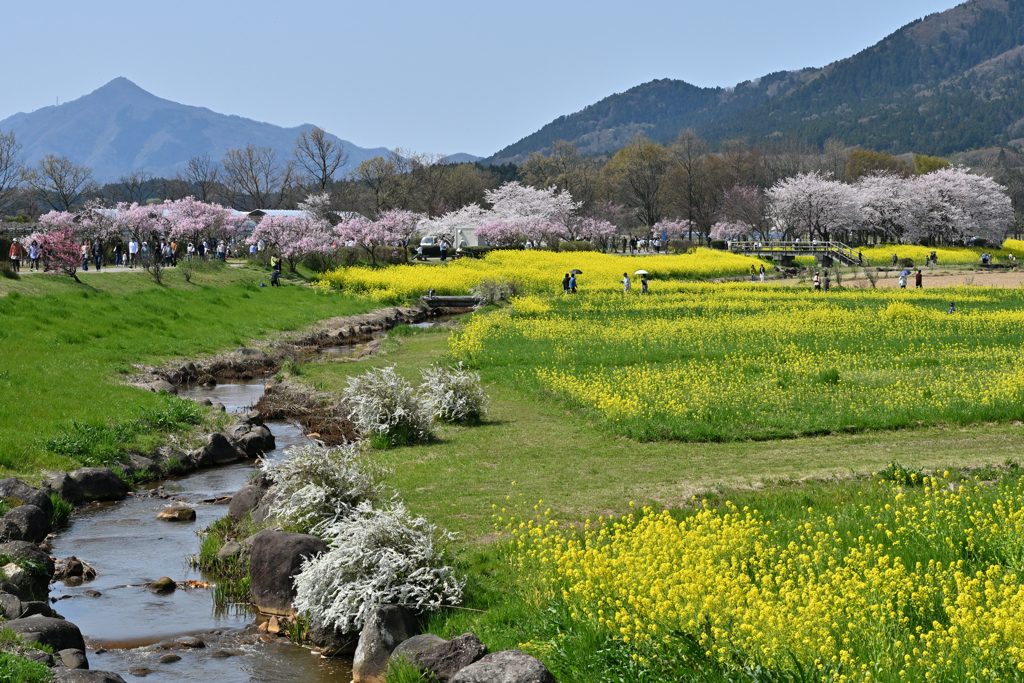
[25,154,96,212]
[294,127,348,191]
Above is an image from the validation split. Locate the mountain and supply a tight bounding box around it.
[0,78,391,182]
[447,153,483,163]
[488,0,1024,163]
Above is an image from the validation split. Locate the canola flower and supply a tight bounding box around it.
[860,243,1024,266]
[503,474,1024,682]
[316,249,769,302]
[450,285,1024,441]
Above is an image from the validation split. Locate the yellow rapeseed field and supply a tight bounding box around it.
[861,243,1024,266]
[450,285,1024,440]
[503,473,1024,682]
[317,249,769,301]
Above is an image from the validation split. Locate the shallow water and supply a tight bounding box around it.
[48,382,353,682]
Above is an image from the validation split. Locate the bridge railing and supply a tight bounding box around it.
[727,240,870,265]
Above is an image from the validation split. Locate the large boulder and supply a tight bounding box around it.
[41,472,85,504]
[390,634,448,664]
[450,651,555,683]
[0,479,54,518]
[236,431,271,457]
[415,633,488,683]
[57,648,90,669]
[248,530,326,616]
[0,541,55,578]
[5,615,85,651]
[250,490,281,525]
[53,671,127,683]
[310,620,359,658]
[351,605,419,682]
[149,446,194,475]
[193,433,244,468]
[0,505,50,543]
[227,484,264,521]
[69,468,127,501]
[156,506,196,522]
[0,592,22,619]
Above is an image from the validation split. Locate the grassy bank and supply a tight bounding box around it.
[0,264,375,477]
[294,323,1024,540]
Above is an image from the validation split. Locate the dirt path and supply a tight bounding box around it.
[774,269,1024,289]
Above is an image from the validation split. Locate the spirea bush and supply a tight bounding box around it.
[419,363,488,423]
[261,443,388,533]
[343,366,434,447]
[470,276,522,305]
[292,501,464,633]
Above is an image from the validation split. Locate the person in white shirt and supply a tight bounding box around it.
[128,239,139,268]
[622,272,631,294]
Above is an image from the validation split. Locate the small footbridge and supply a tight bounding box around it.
[727,240,868,267]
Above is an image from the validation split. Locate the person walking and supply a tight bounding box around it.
[562,273,571,295]
[915,270,923,289]
[8,238,23,273]
[621,236,627,254]
[641,274,649,294]
[949,301,956,314]
[622,272,631,294]
[813,272,821,291]
[81,242,90,271]
[114,242,122,266]
[569,273,577,294]
[898,272,907,289]
[187,242,195,261]
[892,253,898,267]
[128,238,138,268]
[28,240,40,272]
[140,242,150,267]
[439,240,448,262]
[750,265,756,282]
[823,271,830,292]
[759,264,766,283]
[93,241,102,271]
[858,250,863,265]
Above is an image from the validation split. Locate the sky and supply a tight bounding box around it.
[1,0,959,157]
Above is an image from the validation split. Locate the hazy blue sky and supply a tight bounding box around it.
[2,0,958,156]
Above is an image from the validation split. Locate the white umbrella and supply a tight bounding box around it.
[634,270,649,275]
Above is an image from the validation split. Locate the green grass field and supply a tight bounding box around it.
[0,264,374,477]
[295,324,1024,540]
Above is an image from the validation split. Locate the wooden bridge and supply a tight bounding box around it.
[727,240,868,267]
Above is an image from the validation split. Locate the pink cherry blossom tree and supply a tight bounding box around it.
[166,197,232,245]
[334,210,417,267]
[709,221,753,240]
[903,167,1012,245]
[37,228,82,282]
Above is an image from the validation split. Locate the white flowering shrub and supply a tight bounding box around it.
[419,363,488,422]
[470,277,522,305]
[343,366,434,447]
[292,501,464,633]
[261,443,388,534]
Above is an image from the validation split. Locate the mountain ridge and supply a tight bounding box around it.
[0,77,392,182]
[487,0,1024,163]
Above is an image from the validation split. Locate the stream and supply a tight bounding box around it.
[47,381,354,682]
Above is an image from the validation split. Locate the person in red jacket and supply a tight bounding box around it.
[8,238,24,273]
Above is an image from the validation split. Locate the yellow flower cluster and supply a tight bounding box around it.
[316,249,768,302]
[451,285,1024,440]
[860,243,1024,266]
[504,476,1024,681]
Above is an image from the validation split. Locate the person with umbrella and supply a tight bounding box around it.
[636,269,649,294]
[898,269,909,289]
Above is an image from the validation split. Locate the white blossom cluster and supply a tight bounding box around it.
[469,277,522,305]
[420,363,488,422]
[343,366,435,445]
[261,443,388,534]
[292,501,464,633]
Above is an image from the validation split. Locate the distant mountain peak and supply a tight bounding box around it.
[1,79,390,182]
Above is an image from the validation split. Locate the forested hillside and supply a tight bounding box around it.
[490,0,1024,162]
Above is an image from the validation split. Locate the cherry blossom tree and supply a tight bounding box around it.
[653,218,695,240]
[903,167,1012,245]
[767,172,861,241]
[37,228,82,282]
[855,174,911,243]
[166,197,232,245]
[418,204,486,248]
[709,221,753,240]
[334,210,417,267]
